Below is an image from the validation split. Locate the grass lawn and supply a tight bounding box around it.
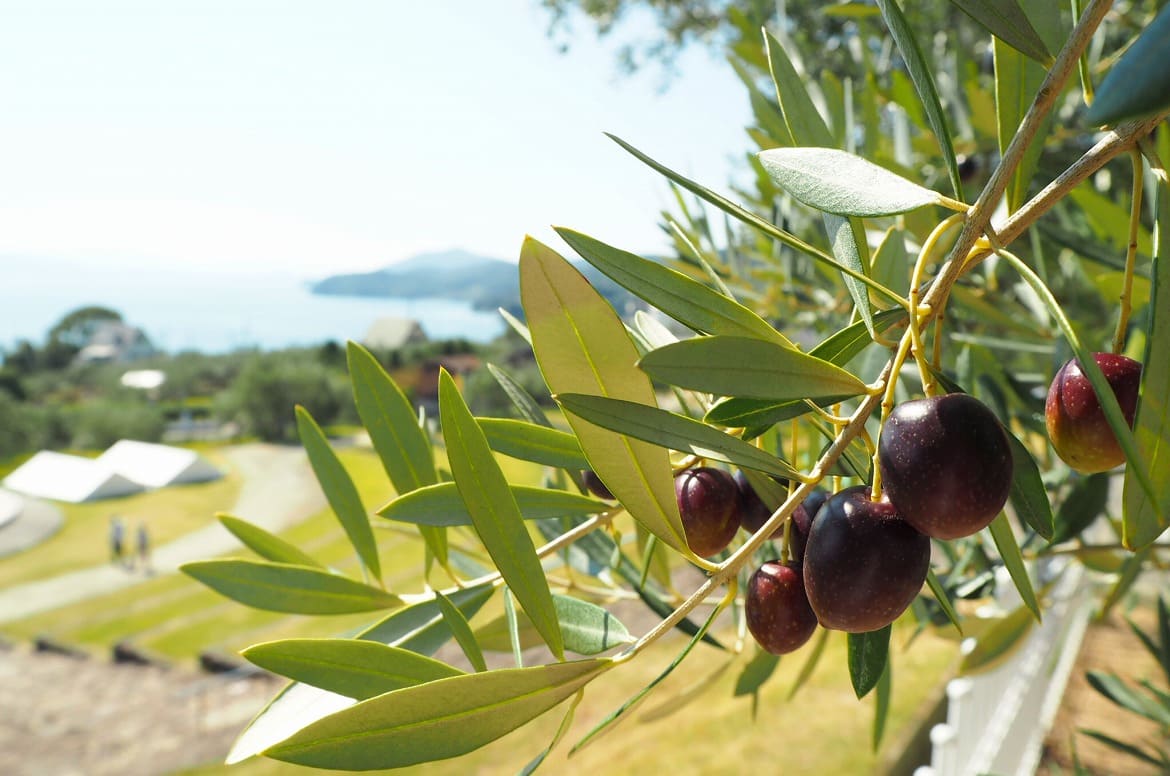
[0,449,241,589]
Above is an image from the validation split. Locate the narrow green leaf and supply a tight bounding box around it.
[1050,473,1110,546]
[733,649,780,697]
[486,362,552,428]
[1125,176,1170,547]
[557,394,800,480]
[478,417,589,470]
[439,369,564,660]
[873,657,892,751]
[997,249,1161,524]
[1100,548,1150,618]
[477,595,634,656]
[638,659,734,722]
[925,569,964,636]
[520,689,584,775]
[499,307,533,345]
[948,0,1051,64]
[1005,433,1054,539]
[848,625,891,699]
[571,603,723,754]
[520,238,691,557]
[227,585,494,764]
[265,659,611,770]
[824,213,877,336]
[556,227,792,347]
[1086,672,1170,725]
[553,594,635,655]
[759,147,944,217]
[242,639,464,700]
[639,335,868,402]
[994,38,1051,211]
[347,342,437,491]
[296,406,381,582]
[787,628,830,700]
[988,513,1040,621]
[607,134,908,308]
[763,29,833,147]
[379,482,609,527]
[504,587,525,668]
[1080,730,1166,768]
[876,0,965,199]
[1084,5,1170,125]
[218,514,322,568]
[435,591,487,672]
[960,602,1035,674]
[812,307,908,364]
[181,559,402,615]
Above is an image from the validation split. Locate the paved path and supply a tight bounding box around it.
[0,493,63,559]
[0,444,325,625]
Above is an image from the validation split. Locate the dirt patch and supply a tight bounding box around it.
[0,643,280,776]
[1039,606,1168,775]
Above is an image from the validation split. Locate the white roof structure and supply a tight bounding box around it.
[3,451,144,503]
[96,440,222,489]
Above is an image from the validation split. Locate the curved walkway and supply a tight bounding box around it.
[0,444,325,625]
[0,493,63,559]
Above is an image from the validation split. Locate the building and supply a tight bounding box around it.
[3,451,144,503]
[362,317,428,351]
[76,321,157,364]
[96,440,222,488]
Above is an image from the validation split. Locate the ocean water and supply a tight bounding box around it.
[1,260,506,354]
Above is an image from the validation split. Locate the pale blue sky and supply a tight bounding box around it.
[0,0,752,278]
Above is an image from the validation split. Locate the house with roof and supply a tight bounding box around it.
[76,321,157,364]
[362,317,428,350]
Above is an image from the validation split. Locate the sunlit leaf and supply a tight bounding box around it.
[948,0,1051,64]
[925,569,963,636]
[1124,175,1170,547]
[520,689,584,775]
[848,625,891,699]
[520,238,691,557]
[873,657,892,751]
[1084,5,1170,125]
[639,335,868,402]
[988,513,1040,621]
[226,585,493,764]
[181,559,402,614]
[877,0,965,198]
[758,147,943,217]
[477,594,635,656]
[763,29,833,146]
[242,639,463,700]
[218,514,322,568]
[265,660,612,769]
[296,406,382,582]
[435,591,487,672]
[379,481,609,526]
[439,369,564,660]
[557,393,800,480]
[478,417,589,470]
[556,227,792,347]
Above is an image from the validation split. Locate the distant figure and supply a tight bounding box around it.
[109,515,126,567]
[136,521,151,574]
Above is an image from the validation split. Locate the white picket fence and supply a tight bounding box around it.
[914,559,1093,776]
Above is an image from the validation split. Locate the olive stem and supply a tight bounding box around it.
[909,213,965,395]
[1112,149,1143,354]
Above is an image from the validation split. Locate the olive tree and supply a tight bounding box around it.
[184,1,1170,770]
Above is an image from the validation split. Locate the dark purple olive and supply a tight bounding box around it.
[581,469,614,500]
[745,561,818,655]
[878,393,1012,540]
[675,467,739,557]
[803,486,929,633]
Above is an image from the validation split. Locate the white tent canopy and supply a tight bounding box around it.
[96,440,222,488]
[3,451,144,503]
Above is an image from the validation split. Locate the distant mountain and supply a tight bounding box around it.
[310,248,641,318]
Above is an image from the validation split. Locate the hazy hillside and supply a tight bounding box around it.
[310,249,641,317]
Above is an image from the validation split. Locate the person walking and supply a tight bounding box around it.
[109,515,125,567]
[136,520,151,574]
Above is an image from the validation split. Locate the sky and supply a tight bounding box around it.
[0,0,753,279]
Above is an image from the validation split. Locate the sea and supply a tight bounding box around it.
[1,260,506,354]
